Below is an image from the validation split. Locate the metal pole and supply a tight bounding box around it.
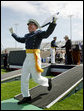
[14,24,19,48]
[1,43,4,51]
[69,15,73,40]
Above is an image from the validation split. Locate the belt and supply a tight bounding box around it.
[51,47,56,49]
[26,49,44,73]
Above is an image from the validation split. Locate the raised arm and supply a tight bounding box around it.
[37,17,57,39]
[38,23,56,39]
[9,27,26,43]
[12,33,26,43]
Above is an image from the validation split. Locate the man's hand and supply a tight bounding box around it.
[9,27,13,34]
[69,49,72,52]
[52,17,58,24]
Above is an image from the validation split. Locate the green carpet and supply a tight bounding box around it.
[1,98,43,110]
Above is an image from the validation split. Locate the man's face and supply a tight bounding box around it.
[28,23,37,33]
[54,37,56,41]
[65,37,68,41]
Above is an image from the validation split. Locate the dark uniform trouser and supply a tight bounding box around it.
[66,52,72,64]
[4,60,7,69]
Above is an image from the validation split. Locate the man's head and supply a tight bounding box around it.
[5,49,7,53]
[64,35,69,41]
[27,19,40,33]
[53,37,57,41]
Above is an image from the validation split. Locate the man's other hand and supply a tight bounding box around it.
[9,27,13,34]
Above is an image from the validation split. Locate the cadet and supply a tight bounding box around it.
[51,37,58,64]
[9,17,57,104]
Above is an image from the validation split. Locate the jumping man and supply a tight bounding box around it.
[9,17,57,104]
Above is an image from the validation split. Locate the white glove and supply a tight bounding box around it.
[52,16,58,24]
[9,27,13,34]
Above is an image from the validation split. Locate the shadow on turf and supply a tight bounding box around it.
[30,93,48,103]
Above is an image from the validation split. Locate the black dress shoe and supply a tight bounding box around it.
[48,78,52,91]
[18,96,31,105]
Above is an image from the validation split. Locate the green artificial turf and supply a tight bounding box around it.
[44,88,83,110]
[1,69,10,74]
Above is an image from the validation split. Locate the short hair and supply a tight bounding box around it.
[64,35,69,39]
[53,37,57,39]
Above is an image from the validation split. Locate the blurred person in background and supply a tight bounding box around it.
[61,35,72,65]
